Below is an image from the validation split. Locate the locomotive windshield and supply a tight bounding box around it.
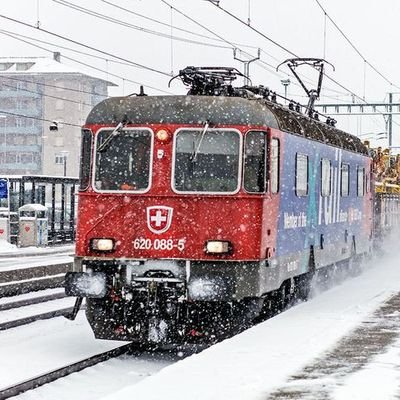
[173,129,240,193]
[94,128,152,191]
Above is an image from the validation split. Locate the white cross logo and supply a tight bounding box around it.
[151,211,167,227]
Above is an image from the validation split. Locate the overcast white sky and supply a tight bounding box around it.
[1,0,399,147]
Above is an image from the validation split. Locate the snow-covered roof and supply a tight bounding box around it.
[0,56,116,86]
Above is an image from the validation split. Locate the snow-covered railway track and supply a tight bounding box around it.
[0,291,66,311]
[0,291,77,331]
[0,306,74,331]
[0,261,72,297]
[0,344,132,400]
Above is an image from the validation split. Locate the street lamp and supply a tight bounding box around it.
[60,150,69,177]
[281,79,291,104]
[0,115,6,164]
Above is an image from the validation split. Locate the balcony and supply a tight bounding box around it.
[5,126,43,135]
[0,90,41,99]
[0,162,39,171]
[0,144,41,152]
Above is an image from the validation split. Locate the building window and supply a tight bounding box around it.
[321,158,331,197]
[16,62,34,71]
[20,152,34,163]
[296,153,308,196]
[0,63,13,71]
[16,81,26,90]
[14,135,24,145]
[26,136,36,145]
[55,154,66,165]
[341,163,349,197]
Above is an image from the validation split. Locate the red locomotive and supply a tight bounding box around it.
[65,67,399,343]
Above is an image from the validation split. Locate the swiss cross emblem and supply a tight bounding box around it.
[146,206,173,234]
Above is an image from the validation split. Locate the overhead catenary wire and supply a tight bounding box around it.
[0,13,172,77]
[159,0,322,95]
[314,0,400,91]
[100,0,244,46]
[158,0,357,101]
[0,28,173,95]
[52,0,231,50]
[204,0,393,114]
[0,1,348,100]
[0,109,81,127]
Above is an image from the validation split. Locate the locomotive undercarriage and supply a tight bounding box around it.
[67,258,265,343]
[66,249,368,343]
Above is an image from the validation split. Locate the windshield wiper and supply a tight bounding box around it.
[191,121,209,162]
[97,121,125,152]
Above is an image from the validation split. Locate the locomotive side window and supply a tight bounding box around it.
[244,131,267,193]
[357,166,365,196]
[271,138,280,193]
[173,129,240,193]
[341,163,350,197]
[94,128,152,192]
[296,153,308,196]
[79,129,92,191]
[321,158,331,197]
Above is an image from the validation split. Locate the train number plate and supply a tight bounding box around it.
[133,237,186,251]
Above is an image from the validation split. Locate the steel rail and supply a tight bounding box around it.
[0,344,133,400]
[0,275,65,297]
[0,307,75,331]
[0,292,66,311]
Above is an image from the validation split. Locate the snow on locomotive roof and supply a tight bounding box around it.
[87,95,368,155]
[87,95,279,128]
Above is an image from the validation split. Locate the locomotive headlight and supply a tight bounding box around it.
[205,240,231,254]
[156,128,172,143]
[90,238,115,251]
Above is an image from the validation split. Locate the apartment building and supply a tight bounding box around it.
[0,53,115,177]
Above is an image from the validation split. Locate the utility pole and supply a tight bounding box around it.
[388,92,393,148]
[233,48,260,86]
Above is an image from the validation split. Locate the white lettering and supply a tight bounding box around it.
[284,212,307,229]
[133,237,186,251]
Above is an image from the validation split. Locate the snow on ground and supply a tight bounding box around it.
[333,336,400,400]
[0,239,16,252]
[0,288,64,306]
[0,296,75,323]
[0,239,73,271]
[1,236,400,399]
[0,313,175,400]
[16,352,176,400]
[100,237,400,400]
[0,239,74,257]
[0,313,124,389]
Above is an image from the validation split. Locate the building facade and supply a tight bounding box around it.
[0,53,115,177]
